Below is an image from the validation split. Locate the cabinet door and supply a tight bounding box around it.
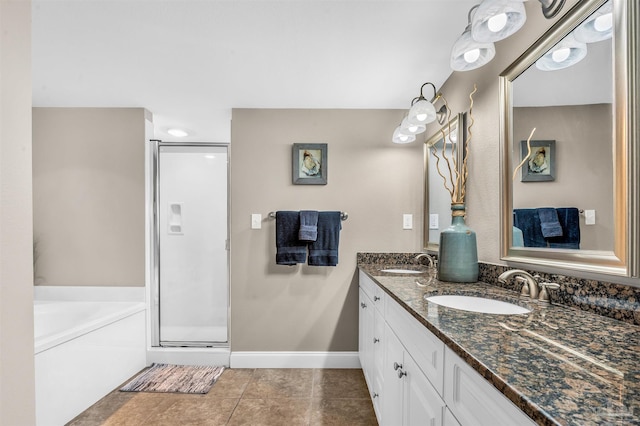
[404,353,445,426]
[443,407,461,426]
[383,324,405,426]
[359,288,374,385]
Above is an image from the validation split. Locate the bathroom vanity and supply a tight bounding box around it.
[358,261,640,425]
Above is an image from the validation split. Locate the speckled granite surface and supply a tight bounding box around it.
[358,257,640,426]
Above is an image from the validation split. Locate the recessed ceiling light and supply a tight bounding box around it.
[167,128,189,137]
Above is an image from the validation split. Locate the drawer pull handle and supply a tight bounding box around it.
[360,302,367,308]
[373,296,380,301]
[373,337,380,343]
[393,362,403,371]
[398,370,407,379]
[373,393,379,398]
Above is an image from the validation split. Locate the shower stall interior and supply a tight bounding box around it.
[149,141,229,349]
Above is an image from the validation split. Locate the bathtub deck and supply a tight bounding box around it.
[68,368,377,425]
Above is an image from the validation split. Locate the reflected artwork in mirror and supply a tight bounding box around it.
[499,0,639,277]
[423,113,466,251]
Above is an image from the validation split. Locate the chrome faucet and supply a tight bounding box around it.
[415,253,435,269]
[498,269,540,299]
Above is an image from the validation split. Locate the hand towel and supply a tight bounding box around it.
[308,211,342,266]
[538,207,563,238]
[275,211,307,265]
[298,210,319,242]
[513,209,546,248]
[548,207,580,249]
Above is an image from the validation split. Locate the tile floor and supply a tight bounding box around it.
[67,368,378,425]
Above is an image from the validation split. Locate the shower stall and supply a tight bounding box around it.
[148,141,229,356]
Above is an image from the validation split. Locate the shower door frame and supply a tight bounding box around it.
[149,140,230,348]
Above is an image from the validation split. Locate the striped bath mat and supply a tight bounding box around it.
[120,363,225,394]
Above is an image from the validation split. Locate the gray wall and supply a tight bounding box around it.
[230,109,424,351]
[513,104,613,250]
[0,1,36,423]
[32,108,147,287]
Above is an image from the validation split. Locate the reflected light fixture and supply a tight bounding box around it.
[167,128,189,137]
[535,32,587,71]
[471,0,527,43]
[451,6,496,72]
[537,0,566,19]
[574,0,613,43]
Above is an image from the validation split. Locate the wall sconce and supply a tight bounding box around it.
[451,0,568,72]
[392,82,450,144]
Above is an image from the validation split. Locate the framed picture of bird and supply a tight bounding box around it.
[520,140,556,182]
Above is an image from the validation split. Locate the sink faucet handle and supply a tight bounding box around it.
[515,276,530,296]
[539,282,560,302]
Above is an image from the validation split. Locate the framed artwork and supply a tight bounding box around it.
[520,140,556,182]
[292,143,327,185]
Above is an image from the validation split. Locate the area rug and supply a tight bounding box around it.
[120,363,225,394]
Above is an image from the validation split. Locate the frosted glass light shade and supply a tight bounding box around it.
[471,0,526,43]
[392,126,416,144]
[536,33,587,71]
[451,29,496,71]
[400,117,426,135]
[407,99,437,126]
[574,0,613,43]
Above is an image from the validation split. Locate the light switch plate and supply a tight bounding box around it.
[251,214,262,229]
[585,209,596,225]
[429,213,439,230]
[403,214,413,230]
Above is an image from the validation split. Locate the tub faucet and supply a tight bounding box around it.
[415,253,435,269]
[498,269,540,299]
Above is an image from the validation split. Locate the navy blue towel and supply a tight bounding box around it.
[538,207,563,238]
[513,209,546,248]
[298,210,319,242]
[308,211,342,266]
[275,211,307,265]
[548,208,580,249]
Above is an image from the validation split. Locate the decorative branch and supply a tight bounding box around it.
[512,127,537,181]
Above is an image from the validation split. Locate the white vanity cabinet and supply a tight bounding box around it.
[359,270,538,426]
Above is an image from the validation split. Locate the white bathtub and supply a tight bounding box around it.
[34,288,146,426]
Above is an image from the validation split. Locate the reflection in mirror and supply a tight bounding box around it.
[500,0,638,277]
[423,113,466,251]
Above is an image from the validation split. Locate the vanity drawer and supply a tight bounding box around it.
[359,271,386,313]
[385,296,444,396]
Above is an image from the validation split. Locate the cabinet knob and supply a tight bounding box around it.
[398,370,407,379]
[373,296,380,301]
[373,337,380,343]
[373,393,379,398]
[393,362,403,371]
[360,302,367,308]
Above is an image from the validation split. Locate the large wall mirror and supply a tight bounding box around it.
[423,113,466,251]
[500,0,638,277]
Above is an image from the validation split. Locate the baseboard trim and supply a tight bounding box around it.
[230,351,361,369]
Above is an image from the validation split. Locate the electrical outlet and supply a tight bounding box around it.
[403,214,413,230]
[251,214,262,229]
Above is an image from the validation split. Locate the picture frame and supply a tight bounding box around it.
[520,140,556,182]
[292,143,327,185]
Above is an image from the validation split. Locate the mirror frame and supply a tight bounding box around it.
[499,0,639,277]
[423,112,466,251]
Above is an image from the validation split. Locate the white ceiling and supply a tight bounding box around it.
[32,0,476,142]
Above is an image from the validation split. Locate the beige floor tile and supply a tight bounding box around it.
[227,398,312,426]
[242,369,313,399]
[101,393,176,425]
[67,391,135,425]
[206,368,255,399]
[145,397,239,425]
[312,369,370,399]
[310,398,378,426]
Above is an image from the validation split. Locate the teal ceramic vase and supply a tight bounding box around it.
[437,203,479,283]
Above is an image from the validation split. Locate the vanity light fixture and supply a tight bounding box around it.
[573,0,613,43]
[167,128,189,137]
[536,0,566,19]
[391,126,417,144]
[392,82,448,144]
[535,32,587,71]
[451,6,497,72]
[471,0,527,43]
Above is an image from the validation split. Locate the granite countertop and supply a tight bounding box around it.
[359,263,640,426]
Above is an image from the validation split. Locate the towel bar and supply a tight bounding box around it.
[268,211,348,221]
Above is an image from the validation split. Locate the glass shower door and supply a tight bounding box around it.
[157,145,228,345]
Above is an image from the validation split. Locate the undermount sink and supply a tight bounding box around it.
[425,295,531,315]
[380,268,424,274]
